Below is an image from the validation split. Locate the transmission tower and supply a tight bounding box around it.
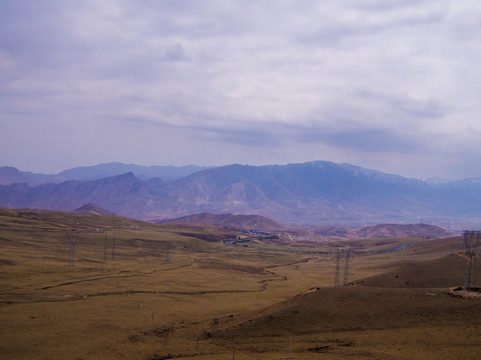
[463,230,481,291]
[165,242,171,263]
[111,233,117,261]
[334,249,341,287]
[103,233,108,260]
[343,249,351,286]
[333,249,353,287]
[67,231,79,266]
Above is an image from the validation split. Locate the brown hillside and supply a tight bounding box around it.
[349,223,451,239]
[210,248,481,358]
[69,203,117,216]
[215,286,481,340]
[155,212,282,231]
[357,253,479,288]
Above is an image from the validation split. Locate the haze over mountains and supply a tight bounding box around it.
[1,161,481,225]
[0,162,210,185]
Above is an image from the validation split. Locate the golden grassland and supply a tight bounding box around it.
[0,208,480,359]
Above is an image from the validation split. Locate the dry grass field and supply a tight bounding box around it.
[1,208,480,359]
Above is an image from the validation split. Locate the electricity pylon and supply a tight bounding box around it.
[463,230,481,291]
[67,231,79,266]
[343,249,351,286]
[334,249,341,287]
[334,249,352,287]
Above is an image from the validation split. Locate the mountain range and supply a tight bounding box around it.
[0,162,210,185]
[1,161,481,225]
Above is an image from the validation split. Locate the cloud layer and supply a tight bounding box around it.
[1,0,481,178]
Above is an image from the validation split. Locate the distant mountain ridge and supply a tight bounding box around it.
[0,162,210,185]
[1,160,481,224]
[0,166,57,186]
[56,162,212,182]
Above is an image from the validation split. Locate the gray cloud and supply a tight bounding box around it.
[355,90,449,120]
[298,127,424,153]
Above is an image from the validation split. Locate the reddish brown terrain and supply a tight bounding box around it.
[155,212,282,231]
[69,203,117,216]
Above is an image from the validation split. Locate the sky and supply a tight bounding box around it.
[1,0,481,179]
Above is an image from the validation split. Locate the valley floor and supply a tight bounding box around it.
[1,209,480,359]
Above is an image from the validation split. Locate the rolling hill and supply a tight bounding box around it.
[155,212,282,231]
[348,223,452,239]
[69,203,117,216]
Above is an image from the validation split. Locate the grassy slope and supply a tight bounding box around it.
[0,208,480,360]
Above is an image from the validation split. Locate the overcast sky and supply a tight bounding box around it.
[1,0,481,179]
